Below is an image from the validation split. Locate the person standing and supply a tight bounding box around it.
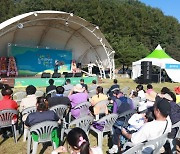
[54,60,59,73]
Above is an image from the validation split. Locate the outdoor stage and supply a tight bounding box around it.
[2,76,97,88]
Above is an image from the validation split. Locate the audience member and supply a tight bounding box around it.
[136,84,146,101]
[52,127,103,154]
[112,90,134,114]
[88,80,98,92]
[80,78,88,91]
[121,97,172,153]
[48,86,71,108]
[145,84,157,102]
[63,79,73,91]
[131,91,141,109]
[0,85,18,110]
[109,108,155,153]
[107,79,120,97]
[89,86,108,116]
[46,79,56,94]
[0,85,18,138]
[19,85,37,112]
[25,97,59,127]
[68,84,88,118]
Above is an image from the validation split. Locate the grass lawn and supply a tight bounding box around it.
[0,77,179,153]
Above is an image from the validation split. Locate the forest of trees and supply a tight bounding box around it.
[0,0,180,67]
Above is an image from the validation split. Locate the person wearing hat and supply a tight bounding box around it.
[68,84,88,118]
[121,97,172,152]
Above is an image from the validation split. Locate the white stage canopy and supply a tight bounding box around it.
[0,10,115,78]
[132,45,180,82]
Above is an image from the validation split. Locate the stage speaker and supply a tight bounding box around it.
[52,73,61,78]
[41,73,51,78]
[74,72,83,77]
[152,74,159,83]
[141,61,152,84]
[65,73,73,78]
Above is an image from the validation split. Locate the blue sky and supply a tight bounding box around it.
[140,0,180,22]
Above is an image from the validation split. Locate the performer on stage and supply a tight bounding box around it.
[54,60,59,73]
[88,61,96,76]
[71,60,77,73]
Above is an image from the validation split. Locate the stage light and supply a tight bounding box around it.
[17,23,23,29]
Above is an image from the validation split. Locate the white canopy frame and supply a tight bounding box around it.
[0,11,115,79]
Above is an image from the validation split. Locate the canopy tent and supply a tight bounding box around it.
[0,10,115,78]
[132,44,180,82]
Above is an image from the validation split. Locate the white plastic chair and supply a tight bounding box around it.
[121,86,130,96]
[21,106,36,142]
[114,109,136,129]
[61,115,94,142]
[27,121,59,154]
[72,101,91,119]
[49,104,68,120]
[35,90,44,97]
[90,113,118,148]
[94,100,109,120]
[0,109,18,143]
[13,91,26,103]
[143,133,168,154]
[167,121,180,154]
[47,89,57,97]
[123,143,144,154]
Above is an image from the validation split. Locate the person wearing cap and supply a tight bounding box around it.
[107,79,120,97]
[121,97,172,152]
[68,84,88,118]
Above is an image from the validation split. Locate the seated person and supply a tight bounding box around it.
[80,79,88,91]
[52,127,103,154]
[63,79,73,91]
[0,85,18,138]
[48,86,71,108]
[89,86,108,116]
[107,79,120,97]
[109,108,155,153]
[68,84,88,118]
[88,80,98,92]
[25,97,59,127]
[19,85,37,113]
[136,84,146,101]
[0,84,18,110]
[145,84,157,102]
[46,79,56,94]
[121,97,172,153]
[112,90,134,114]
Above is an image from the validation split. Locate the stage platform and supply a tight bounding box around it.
[2,76,97,88]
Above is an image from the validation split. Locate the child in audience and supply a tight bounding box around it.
[52,127,103,154]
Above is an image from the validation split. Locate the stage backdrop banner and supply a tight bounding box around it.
[8,44,72,76]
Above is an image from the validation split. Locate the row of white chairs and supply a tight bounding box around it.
[0,107,179,154]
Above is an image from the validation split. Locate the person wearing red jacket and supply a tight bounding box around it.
[0,85,18,138]
[0,86,18,110]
